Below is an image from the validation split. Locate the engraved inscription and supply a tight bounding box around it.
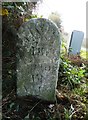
[17,18,61,101]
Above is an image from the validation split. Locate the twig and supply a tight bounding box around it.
[29,100,42,114]
[69,108,82,120]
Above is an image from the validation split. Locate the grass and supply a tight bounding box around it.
[80,50,88,59]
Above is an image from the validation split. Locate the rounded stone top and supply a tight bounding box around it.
[17,18,61,102]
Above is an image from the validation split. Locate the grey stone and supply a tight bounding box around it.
[17,18,61,101]
[68,30,84,55]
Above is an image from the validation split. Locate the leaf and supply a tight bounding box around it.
[0,8,9,16]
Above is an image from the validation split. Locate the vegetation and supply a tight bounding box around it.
[48,11,62,32]
[2,2,88,120]
[80,50,88,59]
[2,2,42,29]
[56,42,88,120]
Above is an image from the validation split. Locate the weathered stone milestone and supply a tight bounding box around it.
[17,18,61,101]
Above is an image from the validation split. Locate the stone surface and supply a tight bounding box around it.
[69,30,84,55]
[17,18,61,101]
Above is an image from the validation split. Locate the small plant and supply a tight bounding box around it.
[64,104,74,120]
[59,41,85,89]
